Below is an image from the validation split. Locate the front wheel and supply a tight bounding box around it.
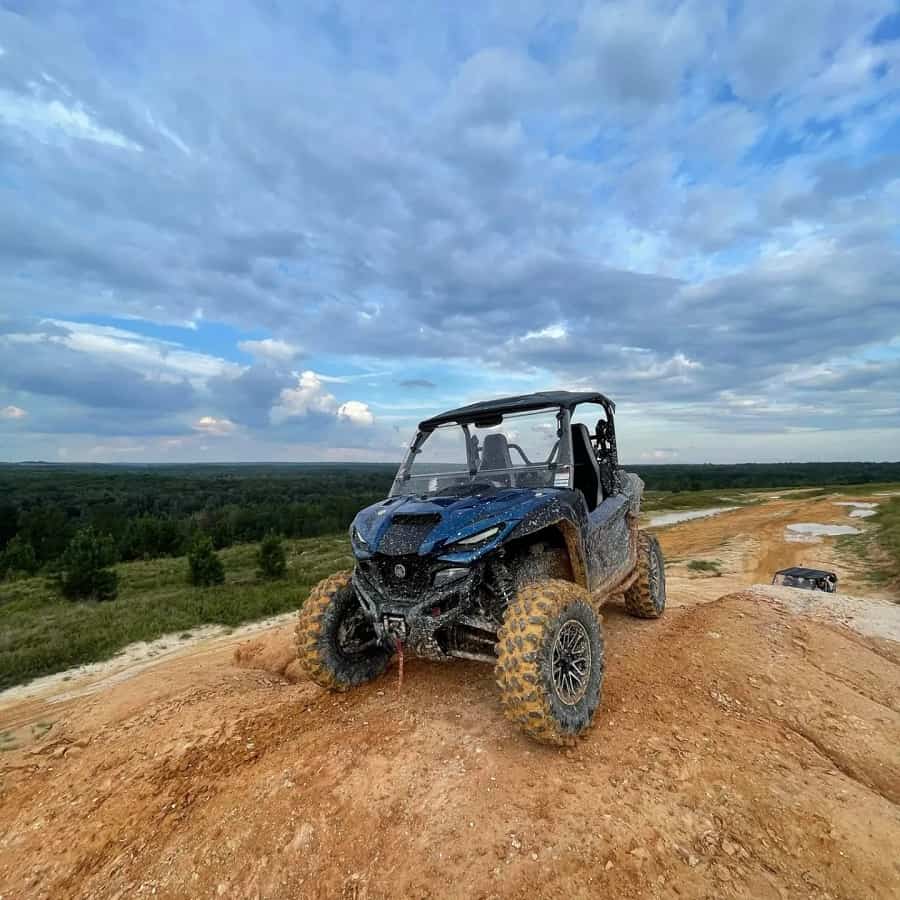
[295,571,392,691]
[495,579,604,746]
[624,531,666,618]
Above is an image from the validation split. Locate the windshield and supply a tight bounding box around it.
[391,408,569,497]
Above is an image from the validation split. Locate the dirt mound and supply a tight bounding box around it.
[233,626,306,683]
[2,590,898,899]
[750,583,900,643]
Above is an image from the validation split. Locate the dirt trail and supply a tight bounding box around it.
[653,492,890,603]
[1,495,898,899]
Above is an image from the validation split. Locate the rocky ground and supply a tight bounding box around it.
[1,494,898,899]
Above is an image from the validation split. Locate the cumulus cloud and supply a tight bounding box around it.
[270,371,374,428]
[192,415,237,436]
[1,405,27,419]
[270,371,341,424]
[337,401,375,426]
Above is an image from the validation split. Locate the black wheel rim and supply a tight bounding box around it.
[551,619,591,705]
[336,603,379,658]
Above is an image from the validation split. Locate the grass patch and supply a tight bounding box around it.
[835,496,900,596]
[867,498,900,594]
[687,559,723,576]
[0,534,352,690]
[821,482,900,497]
[642,488,760,512]
[874,498,900,574]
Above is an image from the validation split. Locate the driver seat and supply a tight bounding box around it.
[480,433,513,473]
[571,423,600,511]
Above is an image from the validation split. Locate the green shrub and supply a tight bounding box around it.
[256,531,287,579]
[1,535,38,578]
[58,528,119,601]
[872,498,900,592]
[687,559,722,576]
[187,534,225,586]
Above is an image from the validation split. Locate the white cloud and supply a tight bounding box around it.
[193,415,236,436]
[270,371,375,427]
[0,90,141,150]
[238,338,301,363]
[626,352,703,381]
[522,324,568,341]
[1,405,27,420]
[41,320,241,385]
[271,371,340,424]
[337,400,375,426]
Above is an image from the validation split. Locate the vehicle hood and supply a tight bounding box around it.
[352,487,560,559]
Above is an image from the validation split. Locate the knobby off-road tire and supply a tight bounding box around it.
[495,579,604,746]
[624,531,666,619]
[295,571,392,691]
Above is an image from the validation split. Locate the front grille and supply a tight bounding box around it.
[379,514,440,556]
[368,555,435,595]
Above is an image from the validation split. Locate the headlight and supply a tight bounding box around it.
[433,567,469,588]
[351,525,369,549]
[455,525,502,546]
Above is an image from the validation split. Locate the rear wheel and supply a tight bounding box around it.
[295,571,392,690]
[624,531,666,618]
[495,579,604,746]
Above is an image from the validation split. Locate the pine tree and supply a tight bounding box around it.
[0,535,38,578]
[58,528,118,601]
[187,534,225,586]
[256,532,287,579]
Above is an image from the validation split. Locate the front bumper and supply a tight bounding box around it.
[352,557,482,660]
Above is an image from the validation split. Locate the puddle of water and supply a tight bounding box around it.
[649,506,739,528]
[833,501,878,519]
[786,523,861,538]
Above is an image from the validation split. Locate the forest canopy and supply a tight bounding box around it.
[1,461,899,574]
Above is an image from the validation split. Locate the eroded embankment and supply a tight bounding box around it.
[1,590,898,900]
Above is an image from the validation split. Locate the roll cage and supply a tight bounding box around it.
[392,391,620,498]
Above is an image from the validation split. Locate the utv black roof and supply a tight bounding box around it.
[775,567,836,580]
[419,391,615,431]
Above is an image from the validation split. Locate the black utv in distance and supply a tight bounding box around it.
[772,567,838,593]
[295,391,666,745]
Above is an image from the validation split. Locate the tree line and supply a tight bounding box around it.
[2,460,898,580]
[0,464,395,577]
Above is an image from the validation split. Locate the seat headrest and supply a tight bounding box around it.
[481,433,512,470]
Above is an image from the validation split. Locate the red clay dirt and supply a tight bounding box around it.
[1,496,898,899]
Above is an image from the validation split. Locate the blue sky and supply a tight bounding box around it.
[1,0,899,463]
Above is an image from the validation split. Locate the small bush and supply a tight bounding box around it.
[187,534,225,586]
[256,532,287,579]
[58,528,119,601]
[1,535,38,579]
[687,559,722,576]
